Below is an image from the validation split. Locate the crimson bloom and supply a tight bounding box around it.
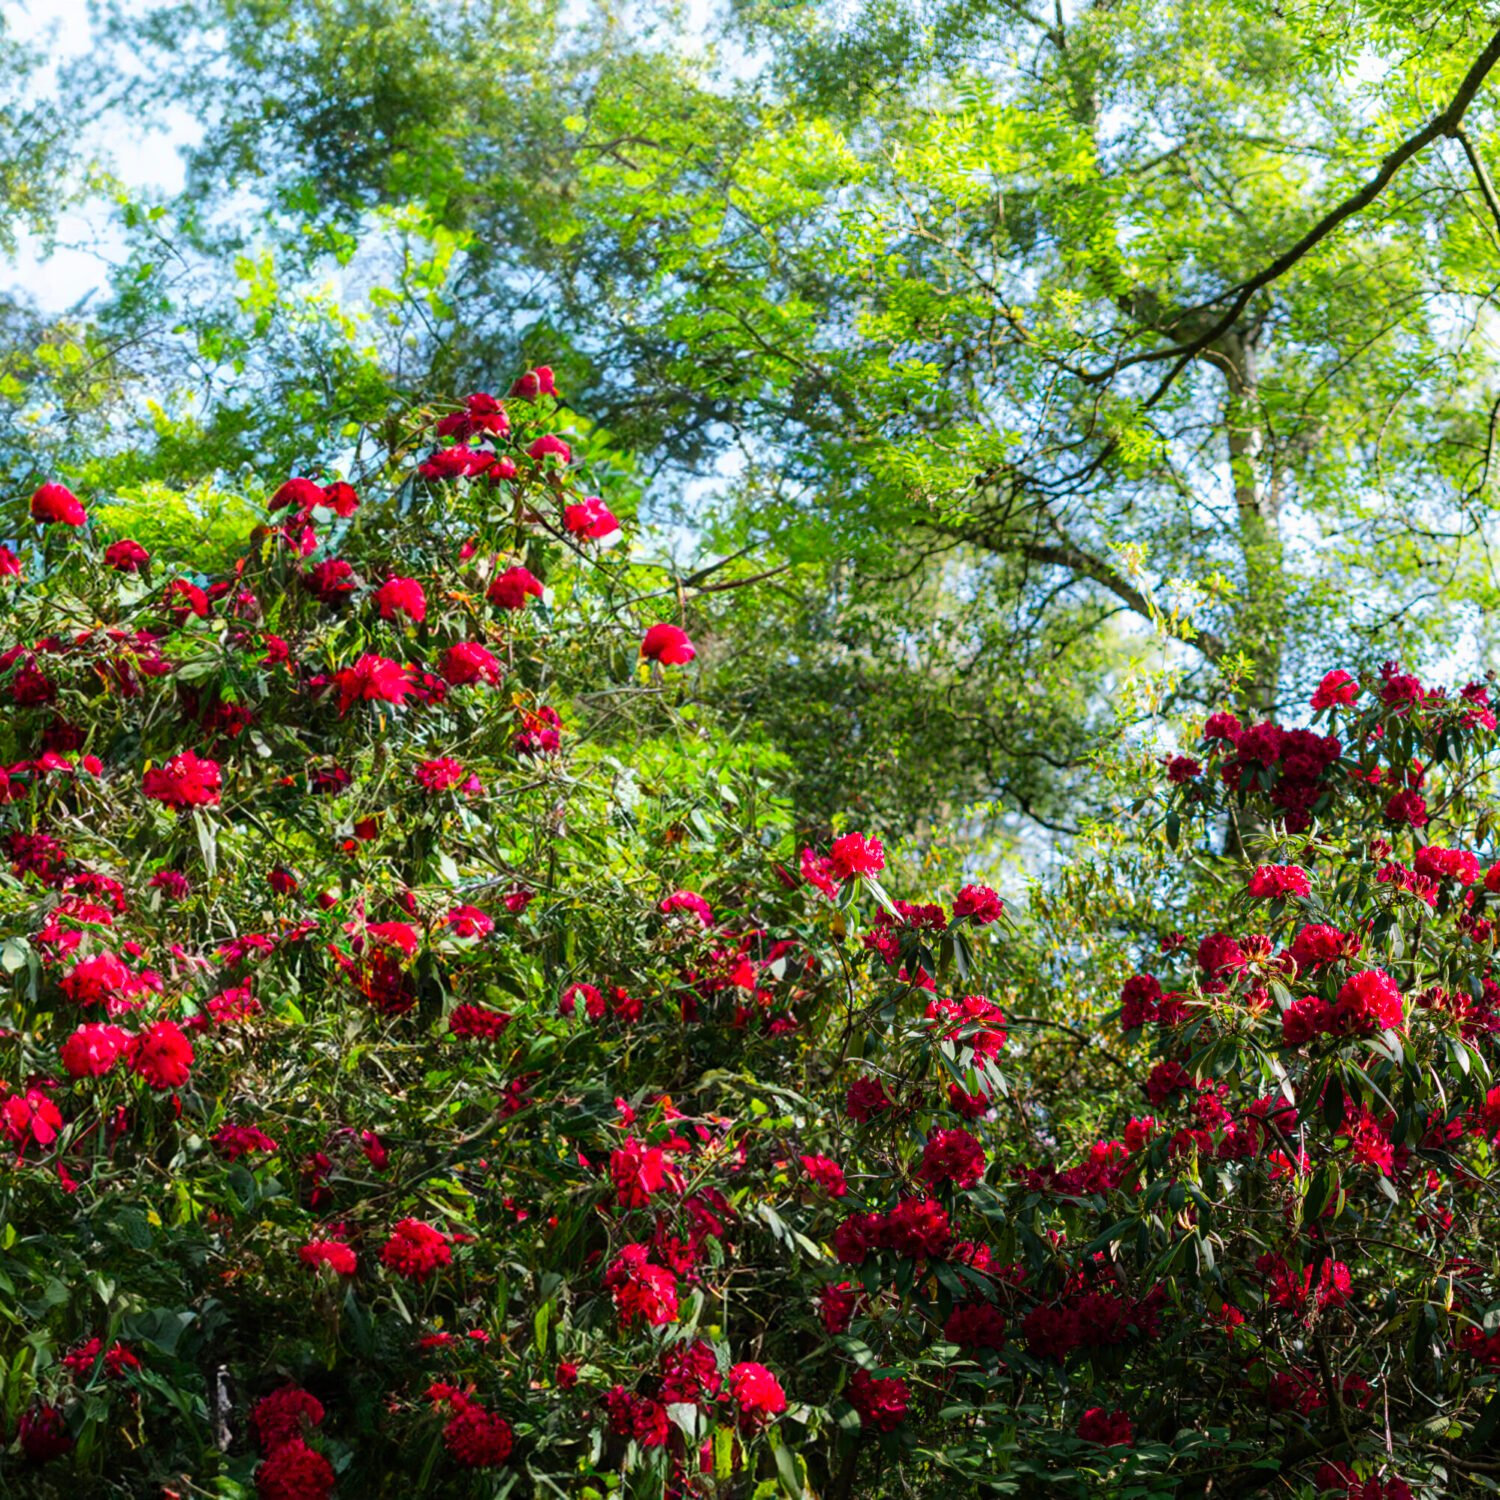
[849,1368,910,1431]
[142,749,222,809]
[105,539,150,572]
[335,654,416,715]
[727,1362,787,1428]
[127,1020,194,1089]
[375,576,427,623]
[828,832,884,880]
[381,1218,453,1283]
[486,566,544,610]
[255,1438,335,1500]
[30,482,86,526]
[641,622,695,665]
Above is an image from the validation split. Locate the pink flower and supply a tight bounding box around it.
[142,750,222,809]
[30,482,86,526]
[105,539,150,572]
[640,623,695,665]
[486,566,544,610]
[375,576,427,622]
[0,546,19,577]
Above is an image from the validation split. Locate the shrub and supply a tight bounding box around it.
[0,390,1496,1498]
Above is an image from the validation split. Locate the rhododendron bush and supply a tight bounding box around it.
[1,385,1499,1499]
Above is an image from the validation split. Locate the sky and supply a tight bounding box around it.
[6,0,199,313]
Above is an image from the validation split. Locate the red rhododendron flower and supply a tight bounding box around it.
[374,575,427,622]
[445,905,494,939]
[18,1402,73,1461]
[269,478,327,515]
[1311,669,1359,710]
[142,749,222,809]
[255,1437,335,1500]
[952,883,1004,923]
[611,1137,680,1207]
[443,1400,514,1467]
[849,1368,909,1431]
[60,1022,130,1077]
[1333,969,1404,1035]
[640,621,695,665]
[509,366,559,400]
[1384,788,1428,827]
[799,1153,848,1196]
[564,496,620,539]
[448,1003,512,1039]
[212,1123,278,1160]
[299,1239,357,1275]
[62,1337,140,1379]
[252,1386,325,1451]
[1166,754,1202,783]
[1,1087,63,1152]
[30,482,86,526]
[560,982,606,1020]
[0,545,19,577]
[486,566,543,610]
[828,832,884,880]
[1413,846,1479,885]
[527,433,572,464]
[381,1218,453,1283]
[728,1362,787,1427]
[944,1301,1007,1350]
[845,1075,895,1122]
[1077,1407,1134,1447]
[302,558,356,600]
[440,641,504,686]
[660,888,713,926]
[917,1128,987,1188]
[335,654,416,715]
[1247,864,1311,899]
[437,391,510,440]
[105,538,150,572]
[127,1020,194,1089]
[604,1243,679,1326]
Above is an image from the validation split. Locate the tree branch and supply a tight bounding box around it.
[1081,24,1500,399]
